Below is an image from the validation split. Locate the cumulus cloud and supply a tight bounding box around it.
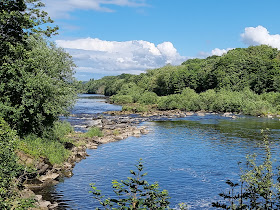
[241,25,280,49]
[56,38,186,77]
[198,48,233,58]
[42,0,147,18]
[211,48,234,56]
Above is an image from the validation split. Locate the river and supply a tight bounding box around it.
[39,94,280,209]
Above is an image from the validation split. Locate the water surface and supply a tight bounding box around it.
[42,95,280,209]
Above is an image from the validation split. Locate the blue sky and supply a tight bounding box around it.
[42,0,280,80]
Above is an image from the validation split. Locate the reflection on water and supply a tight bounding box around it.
[39,95,280,209]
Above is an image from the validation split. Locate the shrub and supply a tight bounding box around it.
[0,118,22,209]
[180,88,200,111]
[138,91,159,105]
[90,159,171,209]
[84,127,103,138]
[42,121,73,142]
[111,95,134,104]
[198,89,217,111]
[213,129,280,209]
[158,95,182,110]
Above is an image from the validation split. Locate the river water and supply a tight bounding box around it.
[40,94,280,209]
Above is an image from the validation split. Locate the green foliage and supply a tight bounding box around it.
[83,45,280,116]
[0,1,76,136]
[138,91,159,105]
[42,121,74,142]
[12,198,36,210]
[0,36,77,136]
[213,129,280,209]
[113,129,120,136]
[18,134,71,165]
[0,118,22,209]
[17,121,73,165]
[111,95,134,104]
[90,159,171,209]
[84,127,104,138]
[156,88,274,116]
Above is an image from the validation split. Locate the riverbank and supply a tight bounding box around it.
[18,114,149,209]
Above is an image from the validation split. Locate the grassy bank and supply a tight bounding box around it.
[0,119,78,208]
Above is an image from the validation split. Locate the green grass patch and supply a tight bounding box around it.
[84,127,103,138]
[18,134,71,165]
[17,121,74,165]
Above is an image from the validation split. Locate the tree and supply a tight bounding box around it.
[0,1,75,135]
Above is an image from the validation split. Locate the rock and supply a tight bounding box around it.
[222,112,232,117]
[35,194,43,202]
[38,200,52,208]
[49,202,59,209]
[133,129,141,135]
[115,136,124,140]
[20,189,36,199]
[86,144,98,149]
[140,129,149,134]
[37,164,50,175]
[89,119,102,127]
[197,112,205,116]
[39,173,59,182]
[63,162,72,169]
[62,170,73,178]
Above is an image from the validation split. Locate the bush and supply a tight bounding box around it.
[0,118,22,209]
[158,95,182,110]
[138,91,159,105]
[180,88,200,111]
[213,129,280,209]
[198,89,217,111]
[84,127,103,138]
[90,159,171,209]
[42,121,74,142]
[111,95,134,104]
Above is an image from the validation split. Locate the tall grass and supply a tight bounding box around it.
[17,121,74,165]
[18,134,71,165]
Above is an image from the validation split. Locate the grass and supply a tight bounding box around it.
[84,127,103,138]
[17,121,74,165]
[18,135,71,165]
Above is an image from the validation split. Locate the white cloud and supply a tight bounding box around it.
[198,48,233,58]
[56,38,187,77]
[241,25,280,49]
[42,0,147,18]
[211,48,233,56]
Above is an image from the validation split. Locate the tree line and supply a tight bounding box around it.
[83,45,280,116]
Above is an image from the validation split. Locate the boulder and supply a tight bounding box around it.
[39,173,59,182]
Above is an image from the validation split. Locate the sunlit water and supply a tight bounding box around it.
[39,94,280,209]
